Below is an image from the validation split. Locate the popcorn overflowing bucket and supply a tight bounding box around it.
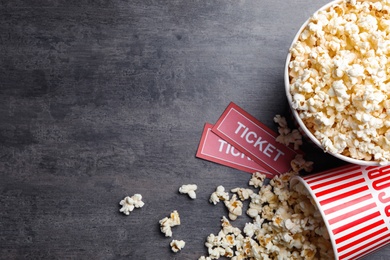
[291,164,390,259]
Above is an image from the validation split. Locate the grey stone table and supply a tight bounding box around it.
[1,0,389,259]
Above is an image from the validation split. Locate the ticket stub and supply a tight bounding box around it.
[196,123,273,177]
[212,102,299,175]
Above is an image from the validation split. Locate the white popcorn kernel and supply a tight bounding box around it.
[243,222,258,238]
[119,194,144,215]
[249,172,267,188]
[301,241,317,259]
[221,216,241,236]
[208,246,226,259]
[224,195,243,221]
[274,115,303,150]
[131,194,145,208]
[277,128,303,150]
[198,257,212,260]
[291,154,314,173]
[179,184,198,199]
[231,187,254,201]
[358,14,378,31]
[292,93,307,110]
[330,80,349,100]
[274,114,291,136]
[246,207,260,219]
[170,239,185,253]
[347,64,364,78]
[209,185,230,205]
[159,218,173,237]
[119,197,135,215]
[159,210,180,237]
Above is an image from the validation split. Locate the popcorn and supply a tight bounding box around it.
[274,115,303,150]
[248,172,266,188]
[119,194,144,215]
[230,187,253,201]
[289,0,390,163]
[203,165,334,259]
[209,185,230,205]
[179,184,198,199]
[159,210,181,237]
[291,154,314,173]
[224,194,243,221]
[170,239,185,253]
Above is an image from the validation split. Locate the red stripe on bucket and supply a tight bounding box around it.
[336,220,385,246]
[324,194,373,215]
[328,202,377,225]
[319,186,369,205]
[314,178,365,197]
[332,211,381,235]
[338,228,389,259]
[305,165,361,184]
[310,172,362,190]
[349,235,390,260]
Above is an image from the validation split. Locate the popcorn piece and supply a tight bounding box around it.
[119,197,134,215]
[224,194,243,221]
[119,194,144,215]
[179,184,198,199]
[246,192,266,218]
[289,0,390,163]
[221,216,242,237]
[170,239,185,253]
[274,115,303,150]
[248,172,267,188]
[159,210,180,237]
[291,154,314,173]
[209,185,230,205]
[231,187,254,201]
[131,194,145,208]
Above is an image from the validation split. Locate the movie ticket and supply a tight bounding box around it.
[196,123,273,177]
[212,102,299,175]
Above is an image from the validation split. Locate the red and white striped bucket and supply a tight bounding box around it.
[292,164,390,259]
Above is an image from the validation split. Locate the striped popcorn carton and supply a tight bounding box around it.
[292,164,390,260]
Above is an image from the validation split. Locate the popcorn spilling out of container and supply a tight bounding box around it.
[284,0,390,259]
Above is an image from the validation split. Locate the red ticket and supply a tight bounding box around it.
[212,102,299,175]
[196,123,273,177]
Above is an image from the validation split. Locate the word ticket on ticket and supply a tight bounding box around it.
[196,123,273,178]
[212,102,299,175]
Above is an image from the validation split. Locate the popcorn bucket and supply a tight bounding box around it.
[291,164,390,259]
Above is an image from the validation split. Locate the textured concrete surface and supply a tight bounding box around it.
[1,0,389,259]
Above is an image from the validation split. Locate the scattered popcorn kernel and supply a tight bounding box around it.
[131,194,145,208]
[274,115,303,150]
[179,184,198,199]
[119,194,144,215]
[209,185,230,205]
[224,194,243,221]
[119,197,134,215]
[291,154,314,173]
[248,172,267,188]
[159,210,180,237]
[231,187,254,201]
[170,239,185,253]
